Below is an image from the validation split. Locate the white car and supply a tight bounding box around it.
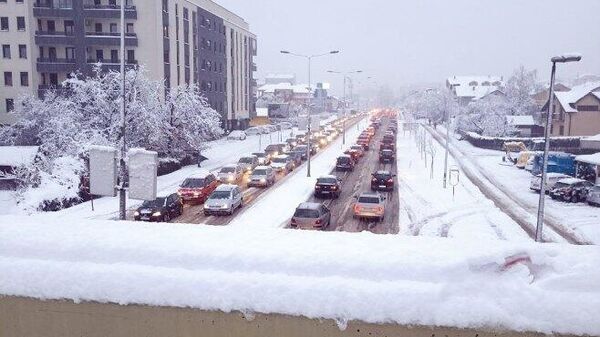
[217,164,243,184]
[278,122,292,130]
[529,172,572,193]
[587,185,600,206]
[227,130,247,140]
[245,127,262,135]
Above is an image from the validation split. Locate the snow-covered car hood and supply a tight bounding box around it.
[218,173,237,181]
[271,162,286,169]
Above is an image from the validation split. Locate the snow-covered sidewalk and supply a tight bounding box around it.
[1,215,599,336]
[438,128,600,244]
[396,129,531,242]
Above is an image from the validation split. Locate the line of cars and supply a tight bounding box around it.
[134,116,353,222]
[291,112,399,230]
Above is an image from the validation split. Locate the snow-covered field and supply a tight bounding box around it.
[448,134,600,244]
[1,215,599,336]
[396,130,531,241]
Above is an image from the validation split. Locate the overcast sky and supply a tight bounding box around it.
[218,0,600,95]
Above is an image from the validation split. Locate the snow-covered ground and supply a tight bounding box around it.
[445,132,600,244]
[229,119,368,229]
[396,129,532,242]
[1,215,599,336]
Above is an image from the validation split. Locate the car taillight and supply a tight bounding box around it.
[315,219,322,225]
[354,205,361,212]
[377,207,384,212]
[387,178,393,183]
[372,178,377,182]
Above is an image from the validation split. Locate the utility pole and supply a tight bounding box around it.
[118,0,127,220]
[327,70,363,146]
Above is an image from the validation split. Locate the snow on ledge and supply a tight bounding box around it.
[0,215,599,336]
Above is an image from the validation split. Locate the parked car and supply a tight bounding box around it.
[203,184,243,216]
[270,154,295,173]
[292,145,309,160]
[227,130,247,140]
[314,175,342,199]
[238,155,259,173]
[379,149,395,164]
[248,166,277,187]
[549,178,594,203]
[586,185,600,206]
[529,172,572,193]
[353,192,386,222]
[217,164,244,184]
[265,143,289,157]
[178,172,219,204]
[290,202,331,230]
[134,193,183,222]
[245,126,262,135]
[371,170,395,191]
[252,152,271,166]
[335,155,355,171]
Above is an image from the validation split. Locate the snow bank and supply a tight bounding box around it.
[0,215,599,335]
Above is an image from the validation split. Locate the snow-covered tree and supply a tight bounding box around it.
[505,66,541,117]
[456,95,515,137]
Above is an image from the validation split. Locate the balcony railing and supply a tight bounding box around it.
[86,59,138,65]
[82,4,137,19]
[34,0,73,9]
[36,30,75,36]
[83,4,136,10]
[33,0,75,17]
[85,31,136,37]
[84,32,138,46]
[37,57,76,63]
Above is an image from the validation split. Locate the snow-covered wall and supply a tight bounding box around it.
[0,215,599,336]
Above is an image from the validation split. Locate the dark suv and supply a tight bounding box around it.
[314,175,342,198]
[379,149,395,164]
[371,170,396,191]
[335,155,355,171]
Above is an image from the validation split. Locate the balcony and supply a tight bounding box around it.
[33,1,75,17]
[34,30,76,45]
[38,84,70,98]
[83,4,137,19]
[36,57,77,72]
[85,32,138,47]
[85,59,138,72]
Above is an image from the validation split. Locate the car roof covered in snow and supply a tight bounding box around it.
[0,146,39,167]
[557,177,586,185]
[253,166,270,170]
[296,202,321,210]
[221,164,239,169]
[374,170,392,175]
[215,184,237,191]
[535,172,572,178]
[318,174,338,179]
[575,153,600,166]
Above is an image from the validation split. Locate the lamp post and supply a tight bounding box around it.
[535,53,582,242]
[118,0,127,220]
[281,50,339,177]
[328,70,363,145]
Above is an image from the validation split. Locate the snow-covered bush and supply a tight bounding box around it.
[456,95,515,137]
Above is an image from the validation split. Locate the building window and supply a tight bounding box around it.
[559,125,564,136]
[126,23,134,34]
[65,47,75,60]
[49,73,58,86]
[20,72,28,87]
[1,44,9,59]
[6,99,14,113]
[127,50,135,63]
[95,23,102,33]
[47,20,55,33]
[18,44,26,58]
[0,17,8,31]
[110,23,117,33]
[48,47,56,60]
[96,50,104,61]
[110,49,118,63]
[17,17,25,31]
[578,105,599,112]
[4,72,12,86]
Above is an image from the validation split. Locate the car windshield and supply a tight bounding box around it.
[317,178,337,184]
[273,157,287,163]
[337,157,350,163]
[181,178,206,188]
[141,198,165,208]
[293,208,319,218]
[252,169,267,176]
[351,146,362,150]
[374,173,391,179]
[253,153,265,158]
[221,167,236,173]
[239,157,254,164]
[209,191,231,199]
[553,182,569,189]
[358,196,380,204]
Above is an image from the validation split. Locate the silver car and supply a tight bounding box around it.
[529,172,572,193]
[270,154,294,173]
[291,202,331,230]
[238,155,259,173]
[203,184,243,216]
[586,185,600,206]
[217,164,243,184]
[353,192,386,222]
[248,166,276,187]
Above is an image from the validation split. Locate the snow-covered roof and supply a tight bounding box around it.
[258,83,311,94]
[586,134,600,141]
[0,146,39,167]
[447,75,503,87]
[575,153,600,166]
[506,115,536,126]
[454,85,504,100]
[553,82,600,113]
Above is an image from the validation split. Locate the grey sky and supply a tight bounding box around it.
[219,0,600,95]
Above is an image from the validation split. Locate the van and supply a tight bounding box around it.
[531,152,576,177]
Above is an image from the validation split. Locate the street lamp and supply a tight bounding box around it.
[535,53,582,242]
[328,70,363,145]
[280,49,340,177]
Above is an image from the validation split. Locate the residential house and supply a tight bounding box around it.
[506,115,542,137]
[542,82,600,136]
[446,75,504,105]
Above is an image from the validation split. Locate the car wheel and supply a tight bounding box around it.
[163,213,170,222]
[228,207,234,216]
[571,195,579,203]
[380,216,384,222]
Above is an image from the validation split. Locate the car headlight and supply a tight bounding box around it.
[228,176,235,181]
[152,211,161,217]
[260,178,266,183]
[134,211,140,216]
[193,192,200,196]
[221,204,229,209]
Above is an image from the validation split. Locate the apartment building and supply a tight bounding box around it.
[0,0,257,129]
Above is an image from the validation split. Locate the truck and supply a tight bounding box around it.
[531,152,576,177]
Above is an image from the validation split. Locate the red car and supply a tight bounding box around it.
[344,148,361,162]
[357,137,371,150]
[177,172,220,204]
